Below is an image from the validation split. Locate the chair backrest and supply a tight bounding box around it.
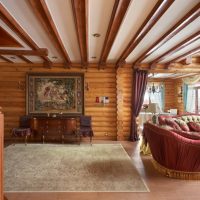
[80,116,91,127]
[19,115,31,128]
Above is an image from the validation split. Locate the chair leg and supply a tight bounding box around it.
[79,134,82,145]
[90,136,92,146]
[42,135,45,144]
[25,135,28,145]
[62,135,64,144]
[12,135,16,146]
[11,129,16,146]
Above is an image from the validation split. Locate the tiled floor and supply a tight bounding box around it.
[4,140,200,200]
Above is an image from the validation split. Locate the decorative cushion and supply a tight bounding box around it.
[188,122,200,132]
[175,118,190,132]
[160,125,174,130]
[173,129,200,140]
[158,115,171,125]
[165,118,182,130]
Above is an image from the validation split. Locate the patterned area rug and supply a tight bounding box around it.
[4,144,149,192]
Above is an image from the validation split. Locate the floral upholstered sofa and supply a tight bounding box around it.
[142,114,200,179]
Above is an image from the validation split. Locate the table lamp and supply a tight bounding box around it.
[146,103,161,124]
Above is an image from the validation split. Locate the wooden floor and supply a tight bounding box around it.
[4,140,200,200]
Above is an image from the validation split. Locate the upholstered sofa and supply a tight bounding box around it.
[143,114,200,179]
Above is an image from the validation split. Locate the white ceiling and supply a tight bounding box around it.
[107,0,158,62]
[45,0,81,62]
[88,0,115,63]
[125,0,200,63]
[144,16,200,63]
[0,0,199,69]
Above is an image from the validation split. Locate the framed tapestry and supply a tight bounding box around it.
[26,73,84,116]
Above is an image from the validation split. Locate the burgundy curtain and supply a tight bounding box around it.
[130,69,148,141]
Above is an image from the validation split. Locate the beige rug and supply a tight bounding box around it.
[4,144,149,192]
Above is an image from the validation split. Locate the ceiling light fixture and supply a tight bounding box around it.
[52,56,57,59]
[91,56,96,59]
[10,56,16,59]
[92,33,101,37]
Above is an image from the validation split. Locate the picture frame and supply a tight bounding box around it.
[26,73,84,116]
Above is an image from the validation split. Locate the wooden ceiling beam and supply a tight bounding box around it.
[116,0,175,68]
[171,73,198,79]
[167,46,200,66]
[150,30,200,65]
[71,0,88,67]
[0,55,14,63]
[0,3,51,64]
[28,0,71,67]
[99,0,131,68]
[133,2,200,65]
[18,55,33,64]
[0,49,48,56]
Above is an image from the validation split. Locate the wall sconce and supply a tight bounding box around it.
[18,81,25,90]
[85,82,89,91]
[178,86,183,97]
[177,86,183,102]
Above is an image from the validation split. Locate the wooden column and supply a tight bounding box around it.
[0,108,7,200]
[116,68,124,140]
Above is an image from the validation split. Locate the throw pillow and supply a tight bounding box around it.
[173,129,200,140]
[158,115,168,125]
[165,118,181,130]
[160,125,174,130]
[188,122,200,132]
[175,119,190,132]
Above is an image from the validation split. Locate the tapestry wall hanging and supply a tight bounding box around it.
[26,73,84,116]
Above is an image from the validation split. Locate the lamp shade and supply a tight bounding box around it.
[146,103,161,114]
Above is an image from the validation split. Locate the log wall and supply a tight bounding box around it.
[0,63,183,141]
[0,64,117,140]
[116,66,132,140]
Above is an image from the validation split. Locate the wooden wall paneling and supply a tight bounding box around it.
[0,64,117,140]
[174,79,184,114]
[0,62,183,141]
[116,66,133,140]
[0,110,3,200]
[116,67,124,140]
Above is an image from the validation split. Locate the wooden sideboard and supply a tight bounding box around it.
[30,117,79,143]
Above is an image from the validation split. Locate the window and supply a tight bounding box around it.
[143,83,165,112]
[186,83,200,114]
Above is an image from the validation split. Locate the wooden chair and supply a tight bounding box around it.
[12,115,32,145]
[79,116,93,144]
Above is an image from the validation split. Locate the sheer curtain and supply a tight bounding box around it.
[183,75,200,113]
[186,86,195,113]
[183,83,188,111]
[143,83,165,112]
